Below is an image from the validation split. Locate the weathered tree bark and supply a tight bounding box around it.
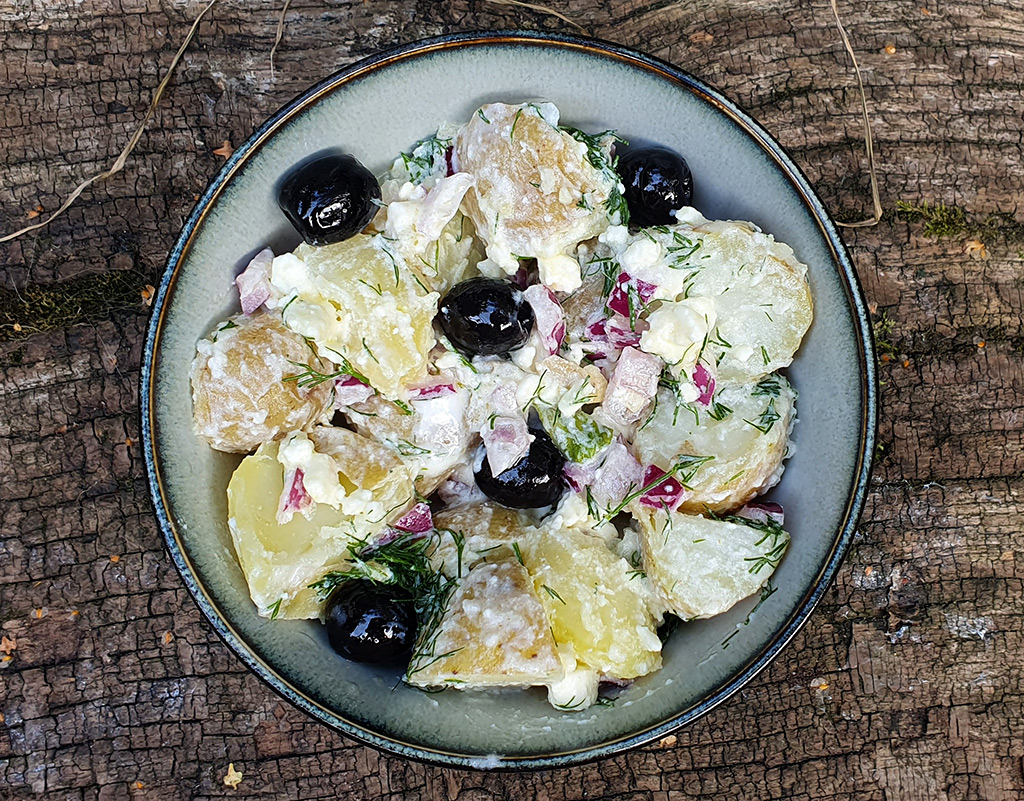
[1,1,1022,798]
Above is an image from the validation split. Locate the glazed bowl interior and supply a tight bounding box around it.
[144,32,874,769]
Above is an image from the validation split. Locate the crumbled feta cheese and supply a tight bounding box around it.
[640,296,717,376]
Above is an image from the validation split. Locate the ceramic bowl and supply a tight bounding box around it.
[142,31,876,769]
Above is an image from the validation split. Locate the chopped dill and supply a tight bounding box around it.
[605,454,713,519]
[743,398,780,435]
[509,107,524,141]
[391,398,414,416]
[559,126,630,224]
[511,542,525,566]
[707,400,733,421]
[362,338,379,364]
[752,374,785,397]
[397,133,452,184]
[385,438,431,457]
[358,279,383,296]
[540,584,567,604]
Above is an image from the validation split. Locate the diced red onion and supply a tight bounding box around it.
[602,347,663,426]
[605,314,646,349]
[482,416,532,476]
[394,502,433,533]
[585,318,607,339]
[512,264,530,289]
[374,525,432,547]
[276,467,312,524]
[333,376,374,408]
[638,465,686,511]
[737,502,785,526]
[236,247,273,316]
[410,380,458,400]
[693,363,715,407]
[563,461,596,493]
[524,284,566,355]
[488,382,520,416]
[606,272,657,318]
[437,464,488,507]
[591,440,644,508]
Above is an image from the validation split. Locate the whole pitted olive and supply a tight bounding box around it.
[278,153,381,246]
[616,146,694,227]
[474,428,566,509]
[437,277,535,357]
[323,580,416,664]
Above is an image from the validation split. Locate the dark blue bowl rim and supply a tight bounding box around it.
[141,29,877,771]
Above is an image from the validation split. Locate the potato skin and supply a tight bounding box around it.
[191,312,333,453]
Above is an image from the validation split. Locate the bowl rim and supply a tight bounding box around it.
[141,29,877,771]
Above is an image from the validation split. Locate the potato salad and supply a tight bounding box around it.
[190,101,813,711]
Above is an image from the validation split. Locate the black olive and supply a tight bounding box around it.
[437,277,535,357]
[475,428,566,509]
[616,147,694,227]
[278,154,381,246]
[323,580,415,664]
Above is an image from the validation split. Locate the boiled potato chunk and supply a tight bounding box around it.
[635,507,790,619]
[455,102,618,291]
[298,427,416,536]
[633,375,796,513]
[675,214,812,381]
[521,525,662,680]
[406,558,562,688]
[227,441,357,619]
[411,211,482,296]
[191,312,333,453]
[589,214,812,381]
[271,235,438,398]
[430,502,527,578]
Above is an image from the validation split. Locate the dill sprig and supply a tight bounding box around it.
[717,515,790,575]
[707,400,733,421]
[560,126,630,225]
[744,397,781,435]
[283,356,369,388]
[604,453,713,520]
[752,374,787,397]
[397,133,452,185]
[310,530,464,675]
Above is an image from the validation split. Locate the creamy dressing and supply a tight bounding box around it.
[201,100,810,713]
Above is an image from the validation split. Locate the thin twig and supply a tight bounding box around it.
[829,0,883,229]
[482,0,588,34]
[0,0,220,244]
[270,0,292,78]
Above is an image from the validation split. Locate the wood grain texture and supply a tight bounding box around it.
[2,0,1023,798]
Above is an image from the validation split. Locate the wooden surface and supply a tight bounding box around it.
[2,1,1023,798]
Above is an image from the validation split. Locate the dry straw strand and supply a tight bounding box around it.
[270,0,293,77]
[482,0,588,34]
[0,0,220,244]
[829,0,883,228]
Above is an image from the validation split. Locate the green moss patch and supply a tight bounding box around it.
[0,270,148,341]
[896,201,1024,247]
